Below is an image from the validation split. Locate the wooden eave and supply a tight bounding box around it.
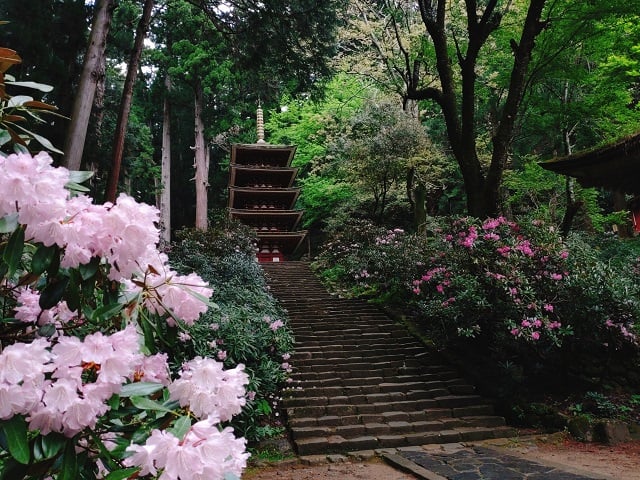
[539,132,640,194]
[231,143,297,168]
[229,208,304,231]
[255,231,308,255]
[228,186,300,210]
[229,165,298,188]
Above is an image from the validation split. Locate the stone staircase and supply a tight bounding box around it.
[261,261,516,456]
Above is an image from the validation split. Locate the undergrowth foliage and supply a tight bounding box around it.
[168,221,294,444]
[314,216,640,363]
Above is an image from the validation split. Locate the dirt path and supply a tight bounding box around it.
[244,436,640,480]
[244,457,414,480]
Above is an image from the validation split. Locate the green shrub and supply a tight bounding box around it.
[169,220,294,444]
[314,215,640,366]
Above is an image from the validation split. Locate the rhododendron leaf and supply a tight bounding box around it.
[33,433,65,460]
[2,415,30,464]
[65,181,90,194]
[66,270,81,311]
[168,415,192,439]
[0,129,11,146]
[6,80,53,92]
[0,317,19,324]
[31,244,58,275]
[2,225,25,278]
[38,323,56,338]
[6,95,33,107]
[11,123,63,155]
[60,441,78,480]
[91,302,124,322]
[65,170,89,184]
[68,170,94,184]
[104,468,140,480]
[129,396,174,414]
[0,213,18,233]
[78,256,100,280]
[39,276,69,310]
[119,382,164,398]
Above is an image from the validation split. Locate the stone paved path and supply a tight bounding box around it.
[385,445,607,480]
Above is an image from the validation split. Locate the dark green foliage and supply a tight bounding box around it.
[314,215,640,394]
[168,219,293,443]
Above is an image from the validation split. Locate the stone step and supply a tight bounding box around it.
[292,346,428,360]
[290,372,464,390]
[286,395,487,418]
[294,426,518,455]
[290,415,508,440]
[285,380,476,399]
[262,261,512,455]
[292,353,431,367]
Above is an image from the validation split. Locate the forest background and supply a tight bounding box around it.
[2,0,639,240]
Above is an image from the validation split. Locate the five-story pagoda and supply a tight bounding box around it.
[227,107,307,262]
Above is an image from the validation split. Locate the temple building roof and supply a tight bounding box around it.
[229,165,298,188]
[228,186,300,210]
[539,132,640,194]
[231,143,297,168]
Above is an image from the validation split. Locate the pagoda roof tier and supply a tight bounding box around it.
[229,165,298,188]
[231,143,297,168]
[540,131,640,194]
[230,209,303,231]
[256,231,307,255]
[228,186,300,210]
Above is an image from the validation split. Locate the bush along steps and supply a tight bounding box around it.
[262,261,517,456]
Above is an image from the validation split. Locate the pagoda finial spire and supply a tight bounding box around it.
[256,101,266,144]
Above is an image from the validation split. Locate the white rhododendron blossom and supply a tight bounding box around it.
[124,418,249,480]
[0,325,156,436]
[14,286,77,327]
[169,357,249,421]
[0,151,213,326]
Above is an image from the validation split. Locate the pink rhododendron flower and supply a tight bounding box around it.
[515,240,534,256]
[124,419,249,480]
[169,357,248,421]
[269,319,285,331]
[0,325,163,436]
[531,331,540,340]
[14,287,77,328]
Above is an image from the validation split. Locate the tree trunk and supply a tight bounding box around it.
[160,75,172,244]
[612,190,632,238]
[414,182,427,232]
[62,0,116,171]
[105,0,155,203]
[484,0,548,217]
[194,80,209,230]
